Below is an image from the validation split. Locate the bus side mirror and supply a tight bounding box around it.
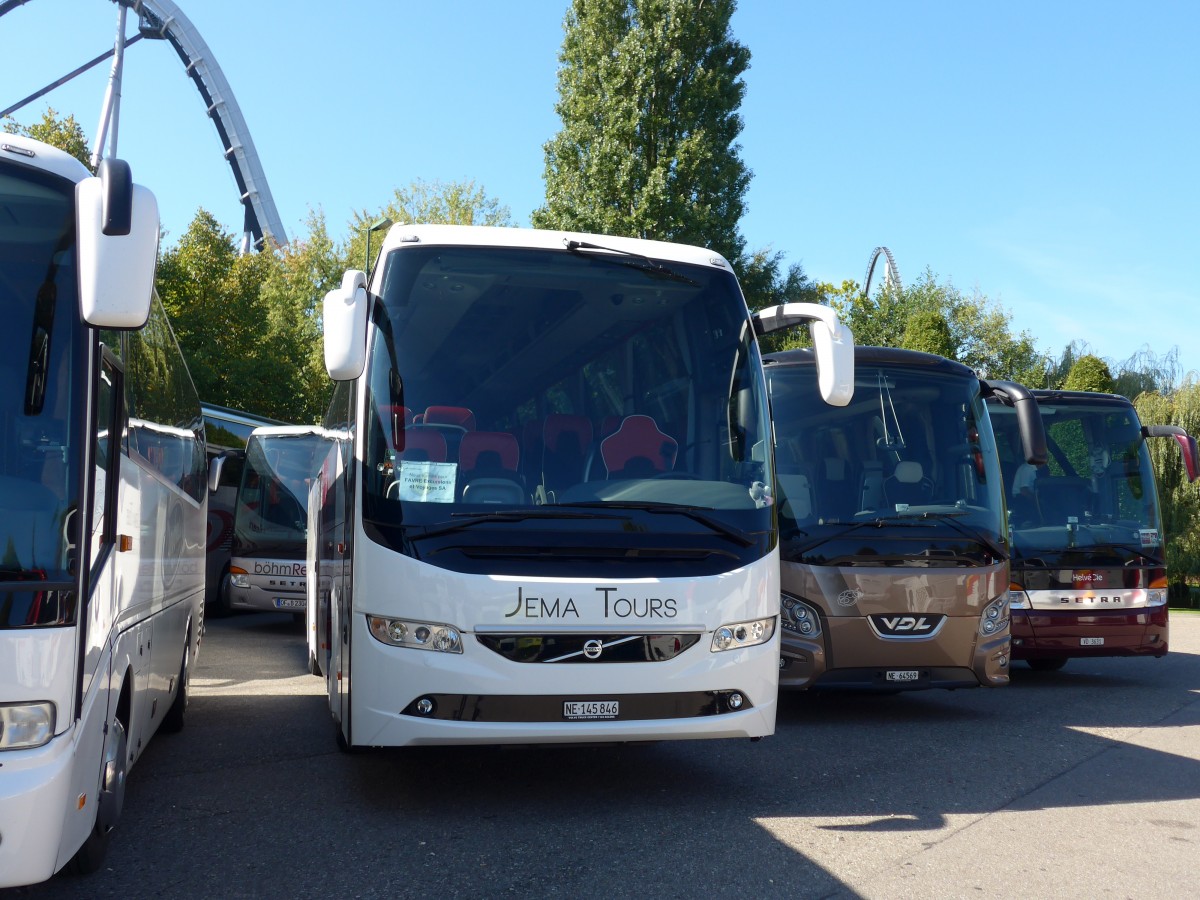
[753,302,855,406]
[324,270,370,381]
[984,380,1048,466]
[77,158,159,329]
[1144,425,1200,483]
[208,454,226,494]
[1181,435,1200,483]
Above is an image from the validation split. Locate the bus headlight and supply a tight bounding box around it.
[1008,582,1029,610]
[229,566,249,589]
[367,616,463,654]
[781,593,822,638]
[711,616,776,652]
[979,593,1011,636]
[0,702,56,750]
[1147,588,1168,607]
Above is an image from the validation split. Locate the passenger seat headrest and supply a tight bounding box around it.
[893,460,923,484]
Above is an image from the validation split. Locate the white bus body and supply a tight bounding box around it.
[0,136,208,887]
[308,224,852,749]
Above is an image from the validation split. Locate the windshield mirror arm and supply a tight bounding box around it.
[753,303,855,406]
[1143,425,1200,483]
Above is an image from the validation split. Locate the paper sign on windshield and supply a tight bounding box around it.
[396,461,456,503]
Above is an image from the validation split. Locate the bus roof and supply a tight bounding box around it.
[764,345,976,379]
[1,134,91,183]
[375,223,734,272]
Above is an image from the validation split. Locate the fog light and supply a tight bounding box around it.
[415,697,435,716]
[728,692,744,710]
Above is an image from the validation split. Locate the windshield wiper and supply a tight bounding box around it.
[564,239,699,286]
[912,511,1008,562]
[412,508,614,541]
[561,501,756,548]
[791,517,890,555]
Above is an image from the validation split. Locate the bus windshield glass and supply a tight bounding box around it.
[233,432,325,555]
[360,244,773,572]
[992,400,1164,564]
[767,357,1006,564]
[0,161,80,597]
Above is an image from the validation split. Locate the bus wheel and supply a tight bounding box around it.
[1028,657,1067,672]
[67,717,127,874]
[161,638,190,733]
[208,566,233,618]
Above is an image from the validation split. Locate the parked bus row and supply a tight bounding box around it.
[3,133,1197,888]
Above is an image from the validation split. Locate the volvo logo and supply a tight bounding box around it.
[583,639,604,660]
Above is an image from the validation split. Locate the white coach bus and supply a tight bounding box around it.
[0,135,209,886]
[307,224,852,750]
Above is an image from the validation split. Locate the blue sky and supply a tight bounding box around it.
[3,1,1198,379]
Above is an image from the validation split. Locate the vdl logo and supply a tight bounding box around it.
[869,614,944,639]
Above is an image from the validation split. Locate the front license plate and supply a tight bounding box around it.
[886,670,920,682]
[1080,637,1105,646]
[274,597,305,610]
[563,700,619,720]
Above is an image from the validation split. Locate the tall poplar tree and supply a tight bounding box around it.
[533,0,751,267]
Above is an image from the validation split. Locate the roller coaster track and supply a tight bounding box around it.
[863,246,902,297]
[2,0,286,248]
[120,0,286,248]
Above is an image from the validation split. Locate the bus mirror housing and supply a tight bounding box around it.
[753,302,855,406]
[1144,425,1200,483]
[324,270,370,381]
[984,380,1048,466]
[208,454,226,494]
[77,158,159,329]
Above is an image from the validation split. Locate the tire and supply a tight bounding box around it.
[66,717,127,874]
[208,566,233,618]
[1027,657,1068,672]
[161,639,190,733]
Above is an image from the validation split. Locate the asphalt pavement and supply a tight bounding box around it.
[7,610,1200,899]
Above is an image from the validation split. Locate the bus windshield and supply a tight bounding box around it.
[0,160,81,600]
[992,398,1164,565]
[233,431,325,555]
[767,355,1006,565]
[360,243,773,573]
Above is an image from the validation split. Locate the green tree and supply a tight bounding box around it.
[1062,354,1116,393]
[257,209,347,422]
[1135,385,1200,595]
[156,210,313,421]
[534,0,750,266]
[348,178,512,274]
[824,268,1051,383]
[2,107,92,169]
[901,308,955,357]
